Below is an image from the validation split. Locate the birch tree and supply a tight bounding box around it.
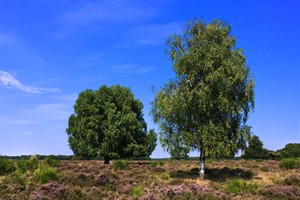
[151,19,254,178]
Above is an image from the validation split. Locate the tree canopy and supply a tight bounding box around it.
[151,19,254,178]
[242,135,269,159]
[277,143,300,158]
[66,85,157,164]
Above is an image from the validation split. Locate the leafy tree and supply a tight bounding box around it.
[242,135,269,159]
[277,143,300,158]
[151,19,254,178]
[66,85,157,164]
[170,146,190,160]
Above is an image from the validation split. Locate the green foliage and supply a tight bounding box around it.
[149,161,158,167]
[159,161,165,166]
[3,170,27,186]
[0,158,16,175]
[34,164,59,184]
[27,155,39,171]
[226,179,259,194]
[242,135,271,159]
[277,143,300,158]
[169,145,189,160]
[113,160,130,171]
[151,19,254,177]
[279,158,300,169]
[17,159,28,173]
[133,186,143,199]
[160,172,171,180]
[44,156,60,167]
[66,85,157,163]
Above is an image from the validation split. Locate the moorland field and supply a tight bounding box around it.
[1,158,300,199]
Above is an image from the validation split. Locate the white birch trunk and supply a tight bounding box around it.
[199,151,205,179]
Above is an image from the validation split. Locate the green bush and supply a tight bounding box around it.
[27,155,39,171]
[44,156,60,167]
[113,160,130,171]
[279,158,300,169]
[160,172,171,180]
[0,158,16,175]
[159,161,165,166]
[149,161,158,167]
[3,170,27,186]
[226,179,259,194]
[34,165,59,184]
[133,186,143,199]
[17,159,28,172]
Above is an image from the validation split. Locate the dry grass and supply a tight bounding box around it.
[0,159,300,199]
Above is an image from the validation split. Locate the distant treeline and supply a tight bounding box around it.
[0,155,73,160]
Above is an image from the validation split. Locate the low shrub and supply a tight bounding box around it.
[283,174,300,187]
[160,172,171,180]
[27,156,39,171]
[279,158,300,169]
[133,186,143,199]
[44,156,60,167]
[149,161,158,167]
[113,160,130,171]
[260,167,270,172]
[225,179,259,194]
[260,185,300,200]
[17,159,28,172]
[0,158,16,175]
[159,161,165,166]
[34,165,59,184]
[3,170,27,186]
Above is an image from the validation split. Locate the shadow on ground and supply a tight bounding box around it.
[170,167,254,182]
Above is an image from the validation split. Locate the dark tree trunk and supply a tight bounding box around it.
[199,150,205,179]
[104,156,110,165]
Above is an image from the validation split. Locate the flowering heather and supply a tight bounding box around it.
[160,183,191,196]
[29,181,69,200]
[260,185,300,200]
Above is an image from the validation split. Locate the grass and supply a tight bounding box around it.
[225,179,259,194]
[133,186,143,199]
[0,159,299,199]
[160,172,171,180]
[113,160,130,170]
[279,158,300,169]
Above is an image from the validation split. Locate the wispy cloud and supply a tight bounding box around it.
[55,0,160,38]
[31,103,72,120]
[132,21,183,45]
[0,71,60,94]
[0,33,17,45]
[112,64,155,75]
[0,119,34,125]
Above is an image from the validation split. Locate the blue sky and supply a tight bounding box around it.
[0,0,299,158]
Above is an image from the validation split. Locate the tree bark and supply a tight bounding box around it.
[104,156,110,165]
[199,150,205,179]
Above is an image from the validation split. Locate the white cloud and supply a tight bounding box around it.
[0,71,61,94]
